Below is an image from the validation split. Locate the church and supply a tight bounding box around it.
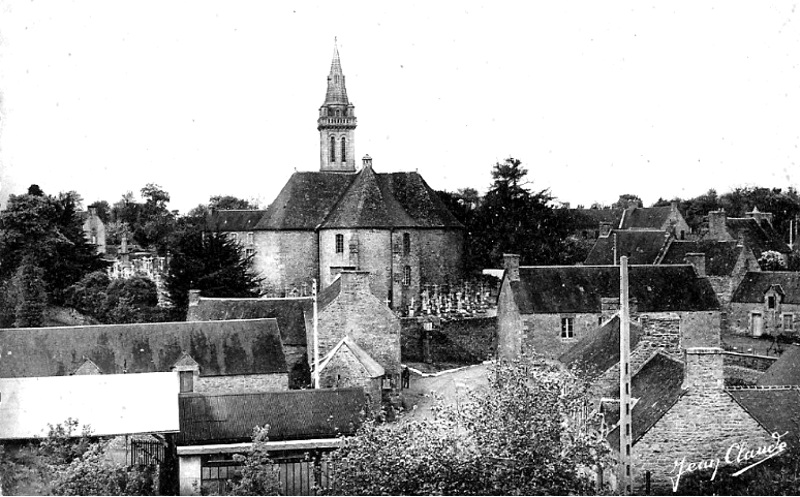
[209,43,464,309]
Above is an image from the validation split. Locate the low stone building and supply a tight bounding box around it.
[187,292,313,388]
[317,336,384,409]
[496,254,721,360]
[728,271,800,337]
[177,388,365,495]
[316,270,401,391]
[0,319,289,393]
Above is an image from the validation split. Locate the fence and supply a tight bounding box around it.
[202,458,334,496]
[129,439,163,466]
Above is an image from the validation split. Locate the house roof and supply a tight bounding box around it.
[757,345,800,386]
[0,319,287,378]
[317,336,385,378]
[731,272,800,304]
[510,265,720,314]
[187,297,312,346]
[723,217,790,255]
[317,277,342,310]
[250,169,463,231]
[606,353,686,448]
[566,208,624,231]
[558,315,642,380]
[0,372,179,439]
[659,240,744,276]
[207,210,268,232]
[177,388,365,445]
[728,387,800,439]
[620,206,674,230]
[584,230,669,265]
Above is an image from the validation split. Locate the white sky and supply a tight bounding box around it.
[1,1,799,213]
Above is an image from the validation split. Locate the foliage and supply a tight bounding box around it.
[758,250,787,271]
[611,194,643,209]
[87,200,111,223]
[109,185,177,252]
[51,444,157,496]
[322,359,610,495]
[66,272,166,324]
[8,259,47,327]
[166,220,262,318]
[226,426,282,495]
[188,194,261,218]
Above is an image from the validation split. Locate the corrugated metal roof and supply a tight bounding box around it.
[178,388,365,445]
[0,372,179,439]
[0,319,287,378]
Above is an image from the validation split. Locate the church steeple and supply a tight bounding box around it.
[319,39,357,172]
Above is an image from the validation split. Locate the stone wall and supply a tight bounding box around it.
[728,302,800,337]
[195,373,288,393]
[722,352,777,372]
[253,231,318,294]
[522,312,605,359]
[401,316,496,364]
[319,346,381,410]
[631,349,772,493]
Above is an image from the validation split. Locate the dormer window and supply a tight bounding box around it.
[768,296,776,309]
[179,371,194,393]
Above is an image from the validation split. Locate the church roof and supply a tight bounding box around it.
[323,41,349,106]
[253,168,463,231]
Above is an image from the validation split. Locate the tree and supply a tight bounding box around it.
[166,220,262,318]
[322,359,610,495]
[87,200,111,223]
[759,250,787,271]
[226,427,282,495]
[611,194,643,209]
[209,195,261,211]
[10,259,47,327]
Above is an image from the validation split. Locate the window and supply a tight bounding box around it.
[91,235,97,245]
[768,295,776,309]
[402,265,411,286]
[680,230,685,240]
[247,232,254,244]
[403,233,411,255]
[330,136,336,162]
[784,314,794,331]
[179,371,194,393]
[335,234,344,254]
[561,317,575,339]
[245,248,255,258]
[341,137,346,163]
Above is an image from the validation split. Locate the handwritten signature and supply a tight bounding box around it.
[669,431,788,492]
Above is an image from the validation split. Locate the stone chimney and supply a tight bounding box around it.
[362,154,373,169]
[503,254,520,282]
[340,270,372,301]
[639,314,681,359]
[599,222,613,238]
[188,289,201,307]
[684,252,706,277]
[746,206,773,227]
[682,347,724,392]
[707,210,728,240]
[600,297,638,323]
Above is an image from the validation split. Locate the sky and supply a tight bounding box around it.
[1,1,799,213]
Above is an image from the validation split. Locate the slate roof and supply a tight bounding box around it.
[252,169,463,231]
[728,387,800,439]
[566,208,624,231]
[187,297,312,346]
[0,319,287,378]
[558,315,642,380]
[317,277,342,310]
[723,217,790,255]
[620,206,674,230]
[207,210,268,232]
[757,345,800,386]
[511,265,720,314]
[318,336,385,378]
[178,388,365,445]
[731,272,800,304]
[659,240,743,276]
[606,353,686,448]
[584,230,669,265]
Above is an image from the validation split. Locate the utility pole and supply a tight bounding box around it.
[619,256,633,495]
[313,278,319,389]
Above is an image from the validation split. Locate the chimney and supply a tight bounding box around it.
[362,154,373,169]
[340,270,372,300]
[638,314,681,359]
[503,254,520,282]
[627,200,639,209]
[707,210,728,240]
[670,200,679,211]
[684,252,706,277]
[599,222,613,238]
[682,347,724,392]
[188,289,201,307]
[746,207,774,227]
[600,297,638,323]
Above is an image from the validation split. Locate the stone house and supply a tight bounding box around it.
[207,44,464,308]
[0,319,289,393]
[603,348,778,493]
[702,208,791,267]
[567,202,691,241]
[177,388,365,495]
[729,271,800,337]
[316,270,402,391]
[496,254,721,361]
[186,291,313,388]
[79,207,106,254]
[317,336,384,410]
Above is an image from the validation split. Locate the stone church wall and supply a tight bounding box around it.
[253,231,318,294]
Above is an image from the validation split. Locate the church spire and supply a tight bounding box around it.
[319,39,357,172]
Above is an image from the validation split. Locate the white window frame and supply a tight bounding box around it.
[783,313,794,332]
[561,316,575,340]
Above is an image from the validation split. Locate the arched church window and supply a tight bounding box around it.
[330,136,336,162]
[341,137,346,163]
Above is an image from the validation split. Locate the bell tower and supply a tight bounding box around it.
[318,40,357,172]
